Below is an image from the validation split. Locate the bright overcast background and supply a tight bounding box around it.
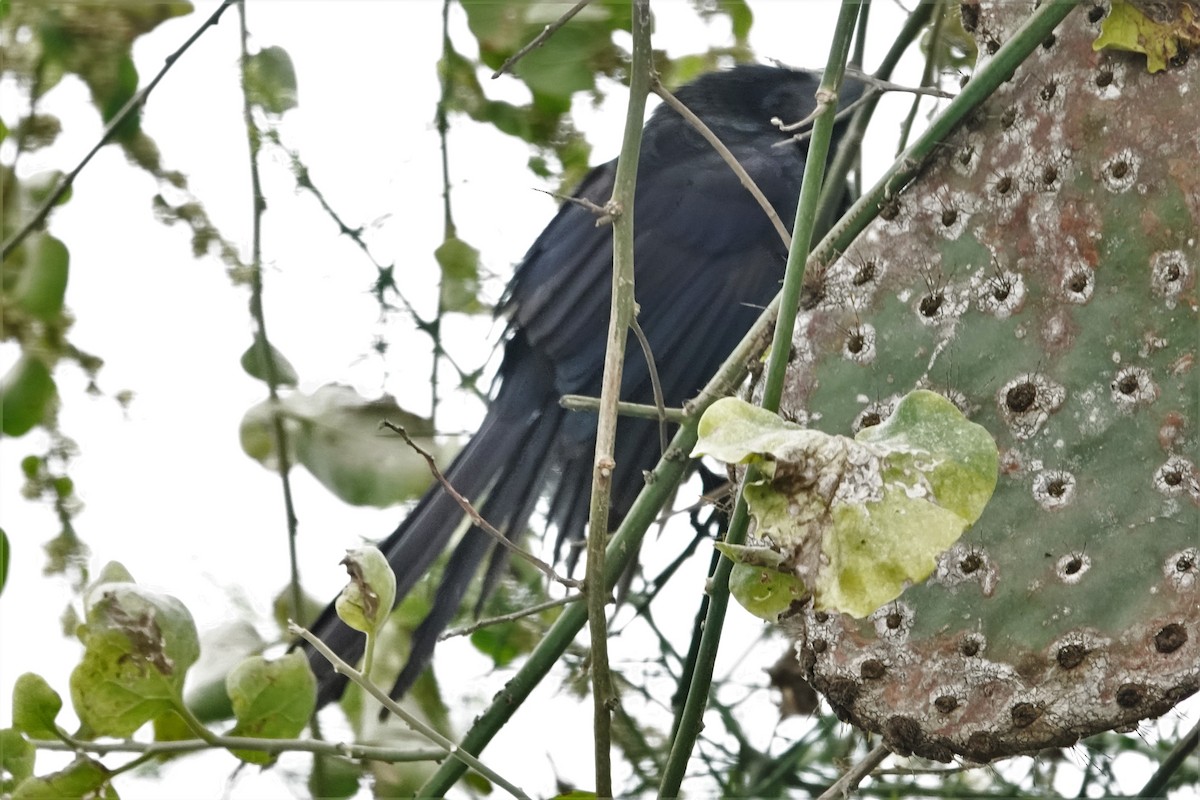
[3,2,1193,798]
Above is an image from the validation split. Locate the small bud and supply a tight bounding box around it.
[334,546,396,635]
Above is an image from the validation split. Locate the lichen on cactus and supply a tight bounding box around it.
[767,0,1198,762]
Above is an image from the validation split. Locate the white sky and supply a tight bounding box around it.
[3,2,1192,798]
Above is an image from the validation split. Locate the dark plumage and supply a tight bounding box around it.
[306,64,851,707]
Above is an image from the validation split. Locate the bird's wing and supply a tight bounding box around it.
[510,137,805,556]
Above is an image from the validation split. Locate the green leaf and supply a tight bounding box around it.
[696,391,998,618]
[225,651,316,765]
[0,526,8,595]
[434,237,483,314]
[0,354,57,437]
[245,45,298,115]
[239,384,460,507]
[11,757,116,800]
[469,619,539,669]
[100,55,141,142]
[335,546,397,636]
[308,755,362,800]
[1093,0,1200,72]
[239,334,299,387]
[184,620,266,723]
[1,728,35,791]
[12,674,63,740]
[725,558,807,623]
[513,25,602,99]
[709,0,754,45]
[151,710,192,745]
[88,561,135,587]
[70,579,199,738]
[855,388,998,524]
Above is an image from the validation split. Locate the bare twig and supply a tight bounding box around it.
[652,78,792,249]
[236,1,304,626]
[534,187,609,219]
[628,315,669,455]
[817,743,891,799]
[291,623,531,800]
[440,594,581,640]
[1139,717,1200,798]
[379,420,578,590]
[559,394,686,422]
[897,0,948,155]
[585,3,652,791]
[491,0,595,79]
[1,0,237,260]
[31,733,446,763]
[432,0,457,428]
[845,67,956,99]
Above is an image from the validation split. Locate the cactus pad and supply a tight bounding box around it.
[774,1,1198,761]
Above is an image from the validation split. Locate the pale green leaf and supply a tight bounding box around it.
[70,581,199,737]
[240,334,298,387]
[12,674,62,740]
[696,391,998,618]
[225,651,316,765]
[244,45,297,114]
[335,546,396,635]
[239,385,460,507]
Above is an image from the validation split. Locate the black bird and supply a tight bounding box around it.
[306,64,853,707]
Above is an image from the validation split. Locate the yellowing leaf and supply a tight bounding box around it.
[696,391,998,619]
[1093,0,1200,72]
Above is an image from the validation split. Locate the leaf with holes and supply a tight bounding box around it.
[70,575,198,738]
[696,390,998,618]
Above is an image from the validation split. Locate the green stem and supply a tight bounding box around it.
[296,624,530,798]
[361,630,376,682]
[658,6,861,794]
[39,734,448,762]
[897,0,948,155]
[1138,718,1200,797]
[817,0,935,218]
[172,695,222,746]
[583,2,652,795]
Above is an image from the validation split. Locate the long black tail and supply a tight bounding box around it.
[305,333,564,707]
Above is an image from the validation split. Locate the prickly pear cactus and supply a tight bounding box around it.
[776,2,1198,761]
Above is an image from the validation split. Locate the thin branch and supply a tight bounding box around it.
[1138,717,1200,797]
[559,394,686,423]
[845,67,956,99]
[491,0,595,78]
[273,132,427,323]
[897,0,947,155]
[32,734,446,763]
[628,315,669,455]
[534,187,610,218]
[440,594,581,640]
[816,0,936,222]
[432,0,456,429]
[652,78,792,249]
[585,3,652,793]
[817,743,891,799]
[1,0,238,261]
[292,623,531,800]
[659,2,861,792]
[236,1,304,626]
[379,420,578,589]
